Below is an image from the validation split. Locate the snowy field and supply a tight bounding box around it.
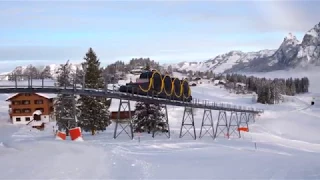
[0,70,320,179]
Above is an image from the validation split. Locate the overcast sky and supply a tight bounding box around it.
[0,0,319,71]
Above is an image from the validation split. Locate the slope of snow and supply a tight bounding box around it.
[166,50,276,73]
[0,70,320,179]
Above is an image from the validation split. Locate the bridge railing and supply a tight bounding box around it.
[0,75,264,114]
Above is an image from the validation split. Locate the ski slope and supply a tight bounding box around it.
[0,70,320,179]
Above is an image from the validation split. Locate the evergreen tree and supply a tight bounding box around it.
[54,60,76,136]
[24,65,40,79]
[145,63,151,70]
[41,65,53,79]
[77,48,111,135]
[301,77,309,93]
[132,102,166,133]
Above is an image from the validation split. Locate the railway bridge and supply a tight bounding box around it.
[0,75,264,140]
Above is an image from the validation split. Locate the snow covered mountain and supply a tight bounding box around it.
[165,49,276,74]
[167,22,320,74]
[294,22,320,67]
[0,63,82,80]
[233,22,320,72]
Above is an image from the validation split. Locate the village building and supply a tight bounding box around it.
[6,93,56,125]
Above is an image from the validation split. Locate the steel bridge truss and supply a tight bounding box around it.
[113,100,171,139]
[113,99,134,139]
[152,104,170,139]
[179,106,196,140]
[199,109,215,139]
[213,110,256,139]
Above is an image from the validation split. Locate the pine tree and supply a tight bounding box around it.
[77,48,111,135]
[145,63,150,70]
[301,77,309,93]
[54,60,77,136]
[290,79,296,96]
[41,66,53,79]
[132,102,166,134]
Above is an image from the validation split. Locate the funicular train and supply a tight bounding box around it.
[119,70,192,102]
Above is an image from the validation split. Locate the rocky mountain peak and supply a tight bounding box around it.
[283,33,300,45]
[302,22,320,46]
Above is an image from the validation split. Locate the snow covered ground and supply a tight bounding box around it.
[0,70,320,179]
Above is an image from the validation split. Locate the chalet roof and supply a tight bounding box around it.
[5,93,57,101]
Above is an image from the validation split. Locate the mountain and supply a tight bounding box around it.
[165,49,276,74]
[226,22,320,73]
[295,22,320,66]
[0,63,82,80]
[167,22,320,74]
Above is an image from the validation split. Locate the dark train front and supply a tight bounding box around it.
[119,70,192,102]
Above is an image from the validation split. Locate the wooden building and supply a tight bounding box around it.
[6,93,56,124]
[110,111,135,120]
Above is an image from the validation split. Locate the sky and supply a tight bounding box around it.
[0,0,320,72]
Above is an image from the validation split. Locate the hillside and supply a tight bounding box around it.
[165,50,276,74]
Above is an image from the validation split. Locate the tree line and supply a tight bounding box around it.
[223,73,310,104]
[7,65,53,80]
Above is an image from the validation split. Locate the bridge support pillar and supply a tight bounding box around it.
[214,110,228,138]
[113,99,134,140]
[199,109,214,139]
[179,106,196,140]
[152,104,170,139]
[239,112,249,131]
[228,111,240,138]
[247,113,255,123]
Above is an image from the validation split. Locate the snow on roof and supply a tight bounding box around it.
[33,110,42,116]
[6,93,57,101]
[36,93,57,99]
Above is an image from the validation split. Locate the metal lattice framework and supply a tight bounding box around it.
[239,112,249,130]
[214,111,229,138]
[179,107,196,139]
[113,99,134,139]
[228,111,240,138]
[1,75,263,140]
[152,104,170,138]
[199,109,214,139]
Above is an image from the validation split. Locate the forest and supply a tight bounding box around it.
[222,73,309,104]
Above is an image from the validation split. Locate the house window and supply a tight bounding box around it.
[12,101,21,105]
[16,117,21,122]
[34,100,43,104]
[13,109,21,113]
[22,108,31,113]
[26,117,30,121]
[22,100,30,105]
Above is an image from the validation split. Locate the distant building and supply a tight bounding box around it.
[6,93,56,125]
[130,66,147,75]
[311,96,320,107]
